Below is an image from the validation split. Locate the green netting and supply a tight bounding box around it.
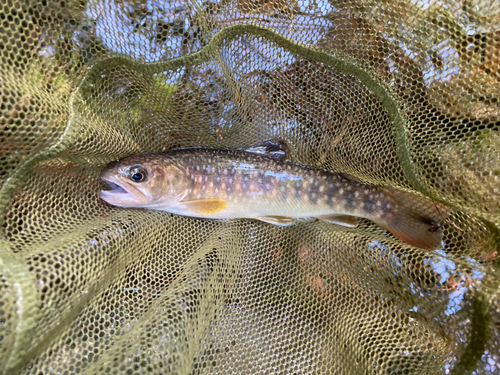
[0,0,499,374]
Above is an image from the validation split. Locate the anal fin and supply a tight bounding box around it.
[318,214,359,228]
[255,216,295,226]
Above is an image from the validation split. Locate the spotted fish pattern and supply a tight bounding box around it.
[175,150,390,218]
[100,148,447,250]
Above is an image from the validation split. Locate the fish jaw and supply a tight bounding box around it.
[99,176,149,208]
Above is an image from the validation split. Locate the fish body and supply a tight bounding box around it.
[100,148,446,250]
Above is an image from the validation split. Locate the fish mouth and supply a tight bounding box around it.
[99,177,138,206]
[101,181,128,195]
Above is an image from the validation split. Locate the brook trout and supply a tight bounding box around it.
[100,146,446,250]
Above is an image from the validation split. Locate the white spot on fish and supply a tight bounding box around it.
[202,185,206,190]
[222,183,226,189]
[196,166,200,171]
[228,178,233,185]
[339,189,344,195]
[258,178,263,183]
[223,169,228,175]
[215,188,219,193]
[217,176,221,182]
[354,191,359,198]
[204,176,208,182]
[319,186,325,192]
[347,186,352,191]
[249,192,263,196]
[209,182,214,188]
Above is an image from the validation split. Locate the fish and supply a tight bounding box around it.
[99,144,448,250]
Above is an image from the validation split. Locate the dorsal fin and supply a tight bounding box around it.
[242,139,289,161]
[337,172,363,183]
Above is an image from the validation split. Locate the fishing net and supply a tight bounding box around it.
[0,0,499,373]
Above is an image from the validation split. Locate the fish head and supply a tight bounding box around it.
[99,154,189,209]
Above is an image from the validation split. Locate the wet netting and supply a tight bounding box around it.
[0,0,499,374]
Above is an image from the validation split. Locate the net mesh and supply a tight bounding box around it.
[0,0,499,373]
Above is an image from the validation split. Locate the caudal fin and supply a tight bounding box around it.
[373,187,449,251]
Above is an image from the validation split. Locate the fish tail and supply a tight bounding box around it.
[373,187,449,251]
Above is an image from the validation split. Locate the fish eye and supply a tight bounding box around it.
[128,166,148,182]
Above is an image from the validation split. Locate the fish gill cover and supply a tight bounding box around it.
[0,0,499,374]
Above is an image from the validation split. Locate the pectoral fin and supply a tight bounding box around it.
[180,198,228,215]
[318,214,359,228]
[255,216,295,226]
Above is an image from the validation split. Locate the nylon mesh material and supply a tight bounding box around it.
[0,0,499,374]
